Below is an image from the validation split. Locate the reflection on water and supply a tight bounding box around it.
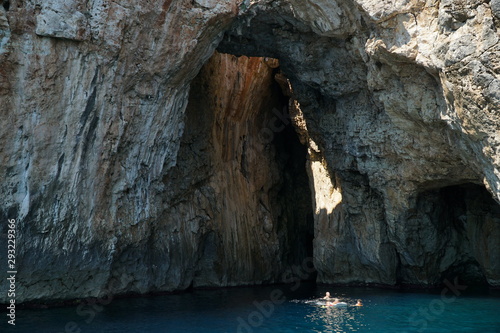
[305,298,366,333]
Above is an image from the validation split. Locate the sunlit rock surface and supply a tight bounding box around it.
[0,0,499,303]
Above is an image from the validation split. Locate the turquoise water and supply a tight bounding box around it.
[4,283,500,332]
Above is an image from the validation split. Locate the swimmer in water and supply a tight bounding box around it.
[355,299,363,306]
[326,298,340,306]
[323,292,333,300]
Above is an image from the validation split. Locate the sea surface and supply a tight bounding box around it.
[4,282,500,332]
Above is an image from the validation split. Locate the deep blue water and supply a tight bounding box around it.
[4,283,500,332]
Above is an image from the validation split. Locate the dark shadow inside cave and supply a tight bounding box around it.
[410,183,500,287]
[271,90,315,277]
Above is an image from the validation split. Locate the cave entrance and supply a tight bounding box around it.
[405,183,500,287]
[169,51,315,287]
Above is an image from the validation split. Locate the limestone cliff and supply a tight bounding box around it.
[0,0,499,303]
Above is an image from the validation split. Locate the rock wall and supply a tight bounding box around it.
[1,0,499,303]
[0,0,241,302]
[219,0,500,287]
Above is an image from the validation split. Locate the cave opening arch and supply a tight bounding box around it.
[208,1,405,288]
[162,51,316,288]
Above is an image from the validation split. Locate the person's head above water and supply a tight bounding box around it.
[325,292,330,297]
[355,299,363,306]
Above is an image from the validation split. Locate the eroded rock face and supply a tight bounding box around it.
[219,0,500,287]
[0,0,499,303]
[0,0,240,302]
